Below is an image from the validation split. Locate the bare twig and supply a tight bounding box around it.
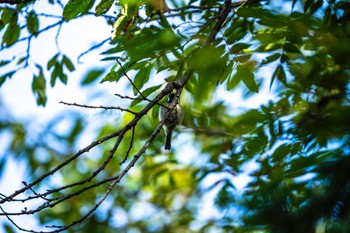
[120,126,136,165]
[59,101,137,115]
[114,93,142,101]
[0,130,120,204]
[116,59,153,101]
[77,38,110,64]
[0,21,64,51]
[115,93,171,110]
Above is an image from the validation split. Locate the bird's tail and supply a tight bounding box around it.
[165,130,172,150]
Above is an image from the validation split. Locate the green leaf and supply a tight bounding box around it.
[262,52,281,65]
[47,53,59,70]
[124,28,180,61]
[81,68,105,85]
[62,55,75,71]
[227,71,241,91]
[50,64,63,87]
[133,65,152,95]
[3,21,20,46]
[152,104,160,120]
[4,223,16,233]
[131,60,150,70]
[304,0,314,12]
[1,8,15,24]
[230,43,251,53]
[100,62,131,83]
[100,70,119,83]
[32,69,47,106]
[242,74,258,93]
[0,71,15,87]
[101,45,125,55]
[26,11,39,35]
[219,60,234,85]
[237,65,259,93]
[214,182,235,211]
[95,0,114,16]
[0,60,11,67]
[254,29,286,45]
[272,143,291,162]
[17,57,27,65]
[226,29,247,44]
[59,72,68,85]
[63,0,94,20]
[111,5,128,40]
[67,118,84,143]
[284,42,300,54]
[277,65,286,83]
[270,64,285,88]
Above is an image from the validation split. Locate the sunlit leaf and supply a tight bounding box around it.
[95,0,114,16]
[230,42,251,53]
[63,0,94,20]
[111,4,128,40]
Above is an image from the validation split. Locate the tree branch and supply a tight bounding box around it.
[59,101,137,115]
[0,0,33,4]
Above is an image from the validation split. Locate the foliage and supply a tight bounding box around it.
[0,0,350,232]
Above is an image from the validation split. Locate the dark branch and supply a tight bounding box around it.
[0,0,33,4]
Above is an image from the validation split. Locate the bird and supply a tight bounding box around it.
[159,93,184,150]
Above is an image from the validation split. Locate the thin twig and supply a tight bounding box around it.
[120,126,136,165]
[59,101,137,115]
[1,21,64,51]
[0,130,120,204]
[77,38,110,64]
[0,0,33,4]
[115,93,171,109]
[114,93,142,101]
[116,59,147,99]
